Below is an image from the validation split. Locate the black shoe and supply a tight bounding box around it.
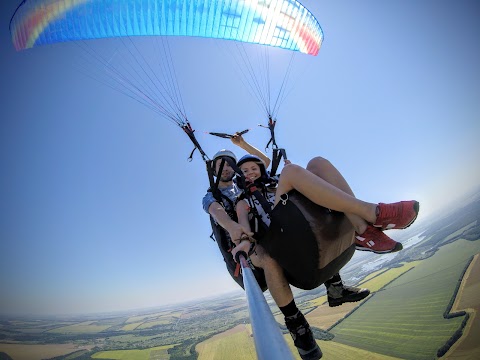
[285,312,322,360]
[327,283,370,307]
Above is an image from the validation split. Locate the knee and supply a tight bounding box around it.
[251,246,277,268]
[306,156,331,172]
[280,163,303,179]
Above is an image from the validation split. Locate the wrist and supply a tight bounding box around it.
[233,238,247,245]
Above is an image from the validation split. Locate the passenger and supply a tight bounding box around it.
[203,134,398,360]
[231,153,418,360]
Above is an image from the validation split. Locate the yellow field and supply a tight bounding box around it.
[286,336,404,359]
[313,339,403,360]
[445,253,480,359]
[359,268,388,284]
[307,301,359,329]
[0,343,92,360]
[92,344,175,360]
[195,323,402,360]
[307,294,328,307]
[360,261,420,292]
[196,325,256,360]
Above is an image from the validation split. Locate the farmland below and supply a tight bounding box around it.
[1,193,479,359]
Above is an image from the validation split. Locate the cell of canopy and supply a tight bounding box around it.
[10,0,323,55]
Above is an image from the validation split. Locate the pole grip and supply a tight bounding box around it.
[235,250,248,264]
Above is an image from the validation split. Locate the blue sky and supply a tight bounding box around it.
[1,0,479,316]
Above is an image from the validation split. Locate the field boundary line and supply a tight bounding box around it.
[451,253,478,312]
[326,267,416,332]
[442,253,479,359]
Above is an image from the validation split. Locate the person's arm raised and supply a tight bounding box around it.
[231,133,271,168]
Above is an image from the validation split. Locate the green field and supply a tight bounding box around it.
[103,333,163,345]
[1,204,478,360]
[48,320,113,334]
[331,239,480,359]
[92,344,175,360]
[195,324,402,360]
[121,321,143,331]
[136,318,172,329]
[125,311,183,324]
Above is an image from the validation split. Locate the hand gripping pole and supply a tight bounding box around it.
[235,251,295,360]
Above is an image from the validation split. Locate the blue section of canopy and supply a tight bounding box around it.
[11,0,323,55]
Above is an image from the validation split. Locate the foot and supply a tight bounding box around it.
[285,312,322,360]
[374,200,420,230]
[327,282,370,307]
[355,225,403,254]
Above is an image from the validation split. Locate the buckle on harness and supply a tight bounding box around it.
[280,193,289,205]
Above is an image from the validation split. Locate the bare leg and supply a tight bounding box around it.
[305,157,368,234]
[274,163,377,224]
[250,245,293,307]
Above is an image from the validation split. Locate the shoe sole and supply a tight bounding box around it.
[404,201,420,229]
[328,290,371,307]
[355,242,403,254]
[299,345,323,360]
[376,201,420,230]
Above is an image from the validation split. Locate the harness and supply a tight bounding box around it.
[181,123,285,291]
[186,123,356,292]
[205,159,237,220]
[206,122,290,243]
[205,155,261,277]
[237,179,274,238]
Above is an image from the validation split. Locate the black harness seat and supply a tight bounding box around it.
[260,190,355,290]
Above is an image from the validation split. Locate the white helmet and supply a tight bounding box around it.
[212,149,237,164]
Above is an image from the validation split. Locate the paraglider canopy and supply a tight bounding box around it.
[9,0,324,140]
[10,0,323,55]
